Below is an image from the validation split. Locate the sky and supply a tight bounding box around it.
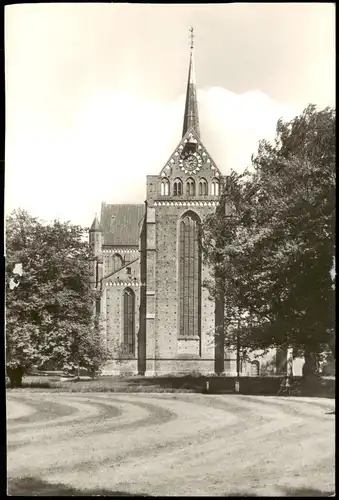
[5,3,335,227]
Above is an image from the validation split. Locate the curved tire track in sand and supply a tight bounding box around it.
[7,392,335,497]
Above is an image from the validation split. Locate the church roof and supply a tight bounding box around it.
[100,203,145,246]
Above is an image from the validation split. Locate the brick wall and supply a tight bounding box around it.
[154,204,216,366]
[101,256,141,375]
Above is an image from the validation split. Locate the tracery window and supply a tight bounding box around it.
[211,179,220,196]
[179,212,201,337]
[113,253,124,272]
[161,178,170,196]
[199,178,208,196]
[186,178,196,196]
[123,288,135,355]
[173,178,183,196]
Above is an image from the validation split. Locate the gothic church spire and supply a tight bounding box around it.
[182,27,200,138]
[90,214,102,232]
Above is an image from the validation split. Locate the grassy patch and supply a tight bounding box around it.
[6,375,196,393]
[6,374,335,397]
[7,477,150,496]
[7,477,334,497]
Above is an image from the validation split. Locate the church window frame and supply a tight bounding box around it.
[177,210,202,338]
[173,178,183,196]
[186,177,196,196]
[199,178,208,196]
[161,178,170,196]
[122,287,135,356]
[112,253,124,273]
[211,178,220,196]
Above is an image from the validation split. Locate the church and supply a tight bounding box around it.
[89,32,303,377]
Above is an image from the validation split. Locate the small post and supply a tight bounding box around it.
[236,318,240,378]
[235,317,241,393]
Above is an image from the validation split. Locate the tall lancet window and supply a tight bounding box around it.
[161,178,170,196]
[199,178,208,196]
[186,178,195,196]
[113,253,124,272]
[123,288,135,355]
[179,212,201,337]
[173,178,183,196]
[211,179,220,196]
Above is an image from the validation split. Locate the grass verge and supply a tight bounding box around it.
[6,374,335,397]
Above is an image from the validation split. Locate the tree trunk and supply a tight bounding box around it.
[7,366,24,388]
[302,349,321,396]
[329,331,335,360]
[303,350,319,376]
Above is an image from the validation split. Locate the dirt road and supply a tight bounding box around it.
[6,392,335,496]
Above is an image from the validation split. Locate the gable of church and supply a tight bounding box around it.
[160,127,221,181]
[146,127,226,203]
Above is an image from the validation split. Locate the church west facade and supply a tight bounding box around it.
[89,36,303,377]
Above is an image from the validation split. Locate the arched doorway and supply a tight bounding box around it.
[251,360,260,376]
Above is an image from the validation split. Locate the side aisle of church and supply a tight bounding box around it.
[89,32,304,378]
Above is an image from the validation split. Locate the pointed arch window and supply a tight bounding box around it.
[173,178,183,196]
[211,179,220,196]
[113,253,124,272]
[123,288,135,355]
[161,178,170,196]
[199,178,208,196]
[186,178,195,196]
[179,212,201,337]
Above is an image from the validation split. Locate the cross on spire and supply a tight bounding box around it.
[189,26,194,50]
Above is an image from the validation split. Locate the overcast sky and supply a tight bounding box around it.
[5,3,335,227]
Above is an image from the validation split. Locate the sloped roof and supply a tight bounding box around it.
[100,204,145,246]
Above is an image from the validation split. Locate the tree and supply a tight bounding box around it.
[202,105,335,370]
[5,209,108,387]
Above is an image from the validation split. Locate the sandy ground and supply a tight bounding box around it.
[6,392,335,496]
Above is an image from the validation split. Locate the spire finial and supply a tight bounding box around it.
[189,26,194,50]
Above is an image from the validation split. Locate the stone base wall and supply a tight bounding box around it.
[101,358,237,376]
[153,358,215,376]
[101,353,306,377]
[101,359,138,376]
